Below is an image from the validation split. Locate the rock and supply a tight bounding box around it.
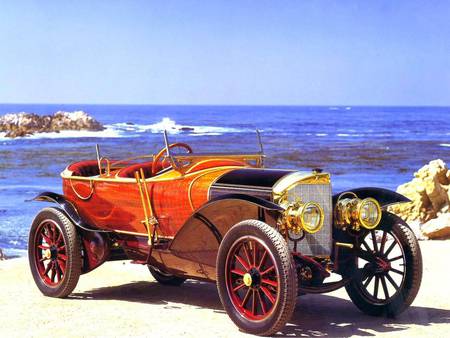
[0,111,104,138]
[0,248,5,260]
[389,159,450,223]
[421,213,450,239]
[179,127,195,131]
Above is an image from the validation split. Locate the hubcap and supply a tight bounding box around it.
[243,273,253,287]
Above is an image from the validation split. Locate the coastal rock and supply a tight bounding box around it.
[389,159,450,223]
[0,248,5,260]
[421,213,450,239]
[0,111,104,138]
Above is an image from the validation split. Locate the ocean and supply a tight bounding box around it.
[0,104,449,256]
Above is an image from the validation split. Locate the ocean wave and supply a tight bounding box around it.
[0,128,124,140]
[337,133,364,137]
[440,143,450,147]
[0,117,247,140]
[110,117,246,135]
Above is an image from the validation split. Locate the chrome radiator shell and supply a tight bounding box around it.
[286,183,333,256]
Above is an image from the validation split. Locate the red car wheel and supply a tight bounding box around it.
[28,208,81,298]
[217,220,297,336]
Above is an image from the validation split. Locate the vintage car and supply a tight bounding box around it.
[28,131,422,335]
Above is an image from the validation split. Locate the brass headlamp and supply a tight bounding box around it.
[335,192,382,231]
[279,198,325,234]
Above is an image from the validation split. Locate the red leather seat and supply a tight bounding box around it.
[67,160,100,177]
[117,161,168,178]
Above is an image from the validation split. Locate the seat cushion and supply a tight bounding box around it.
[117,161,168,178]
[67,160,100,177]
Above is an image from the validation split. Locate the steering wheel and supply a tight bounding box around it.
[152,142,193,175]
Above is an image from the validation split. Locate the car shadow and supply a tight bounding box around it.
[71,280,450,337]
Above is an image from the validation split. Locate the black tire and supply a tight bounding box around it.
[148,266,186,286]
[216,220,297,336]
[345,215,422,317]
[28,207,81,298]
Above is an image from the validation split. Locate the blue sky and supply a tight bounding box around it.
[0,1,449,105]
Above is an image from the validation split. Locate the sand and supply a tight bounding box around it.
[0,240,449,338]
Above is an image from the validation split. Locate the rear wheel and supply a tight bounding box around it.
[28,208,81,298]
[148,266,186,286]
[346,216,422,316]
[216,220,297,336]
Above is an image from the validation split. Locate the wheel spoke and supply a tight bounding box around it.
[260,265,275,276]
[56,232,63,246]
[242,243,252,268]
[390,267,404,276]
[380,276,390,299]
[373,276,379,299]
[262,278,278,288]
[363,274,374,288]
[257,250,267,270]
[371,231,378,252]
[240,288,252,307]
[39,257,49,262]
[362,240,371,252]
[252,241,257,267]
[235,254,250,271]
[385,273,399,290]
[355,249,374,263]
[58,253,67,261]
[51,223,57,243]
[50,264,56,282]
[232,283,245,292]
[384,240,397,257]
[42,261,52,277]
[257,289,267,315]
[57,259,66,274]
[388,255,403,262]
[379,231,387,253]
[37,244,50,249]
[40,232,52,245]
[260,286,275,304]
[231,269,245,276]
[251,290,256,315]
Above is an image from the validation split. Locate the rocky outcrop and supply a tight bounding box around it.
[0,248,5,260]
[389,159,450,239]
[0,111,104,138]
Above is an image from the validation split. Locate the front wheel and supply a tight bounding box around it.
[216,220,297,336]
[346,215,422,317]
[28,208,81,298]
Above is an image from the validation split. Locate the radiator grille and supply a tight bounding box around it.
[286,183,332,256]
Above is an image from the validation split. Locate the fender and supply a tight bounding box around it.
[333,187,410,209]
[33,191,110,233]
[164,194,283,281]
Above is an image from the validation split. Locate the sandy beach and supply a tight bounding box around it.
[0,240,449,338]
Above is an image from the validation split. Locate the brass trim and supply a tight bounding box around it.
[69,178,94,200]
[273,171,331,202]
[335,242,354,249]
[113,229,173,239]
[187,166,244,211]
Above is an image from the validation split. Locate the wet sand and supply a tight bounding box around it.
[0,240,448,337]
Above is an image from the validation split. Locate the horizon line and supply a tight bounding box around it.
[0,102,449,109]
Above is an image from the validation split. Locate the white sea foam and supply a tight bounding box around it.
[440,143,450,147]
[315,133,328,137]
[337,133,364,137]
[111,117,245,135]
[0,117,246,140]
